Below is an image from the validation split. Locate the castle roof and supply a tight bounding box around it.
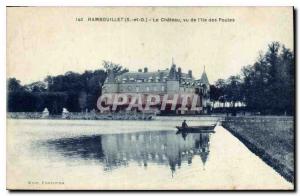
[200,71,209,85]
[115,69,170,82]
[107,64,209,85]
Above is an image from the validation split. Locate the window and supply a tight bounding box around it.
[136,86,139,92]
[163,76,168,82]
[146,87,150,92]
[161,86,165,91]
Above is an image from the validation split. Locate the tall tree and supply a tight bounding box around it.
[209,85,219,109]
[224,75,243,116]
[215,79,226,108]
[25,81,47,93]
[102,60,129,76]
[7,78,24,92]
[241,42,294,115]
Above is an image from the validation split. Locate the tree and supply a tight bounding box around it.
[209,85,218,109]
[241,55,271,113]
[212,42,294,116]
[224,75,243,116]
[78,91,87,112]
[25,81,47,92]
[7,78,24,92]
[280,46,294,114]
[43,68,108,112]
[240,42,294,115]
[85,70,106,110]
[40,92,68,115]
[214,79,226,109]
[8,91,39,112]
[102,60,128,76]
[8,61,114,113]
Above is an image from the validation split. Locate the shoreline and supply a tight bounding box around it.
[222,116,294,183]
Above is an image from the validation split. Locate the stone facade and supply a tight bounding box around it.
[102,63,211,114]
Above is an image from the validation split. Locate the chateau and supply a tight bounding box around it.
[101,62,211,114]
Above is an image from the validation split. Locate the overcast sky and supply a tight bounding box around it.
[7,7,293,85]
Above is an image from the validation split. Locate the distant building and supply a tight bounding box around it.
[101,62,211,114]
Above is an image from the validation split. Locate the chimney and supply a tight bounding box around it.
[178,67,182,74]
[188,70,192,78]
[138,69,142,72]
[144,67,148,73]
[178,67,182,77]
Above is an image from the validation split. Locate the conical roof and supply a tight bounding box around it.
[200,70,209,85]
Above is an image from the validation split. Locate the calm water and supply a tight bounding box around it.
[7,118,293,190]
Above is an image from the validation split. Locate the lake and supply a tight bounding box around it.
[6,117,293,190]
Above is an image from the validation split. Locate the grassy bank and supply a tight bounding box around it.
[222,116,294,183]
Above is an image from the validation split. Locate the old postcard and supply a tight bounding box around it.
[6,7,294,190]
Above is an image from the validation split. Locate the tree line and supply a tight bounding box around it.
[7,42,294,116]
[210,42,294,115]
[7,61,128,114]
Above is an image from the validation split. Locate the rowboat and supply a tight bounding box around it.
[176,124,216,133]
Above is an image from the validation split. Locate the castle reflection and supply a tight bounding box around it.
[45,130,213,173]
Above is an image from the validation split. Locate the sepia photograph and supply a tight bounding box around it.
[6,6,294,190]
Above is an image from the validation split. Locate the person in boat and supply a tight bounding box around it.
[182,120,188,128]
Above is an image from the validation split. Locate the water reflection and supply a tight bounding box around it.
[41,131,213,174]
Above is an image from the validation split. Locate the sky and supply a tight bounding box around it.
[7,7,293,84]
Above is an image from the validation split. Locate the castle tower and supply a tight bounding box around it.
[199,66,210,113]
[200,66,209,86]
[167,59,179,93]
[102,69,119,93]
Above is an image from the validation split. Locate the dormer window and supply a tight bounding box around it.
[155,76,160,82]
[163,76,168,82]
